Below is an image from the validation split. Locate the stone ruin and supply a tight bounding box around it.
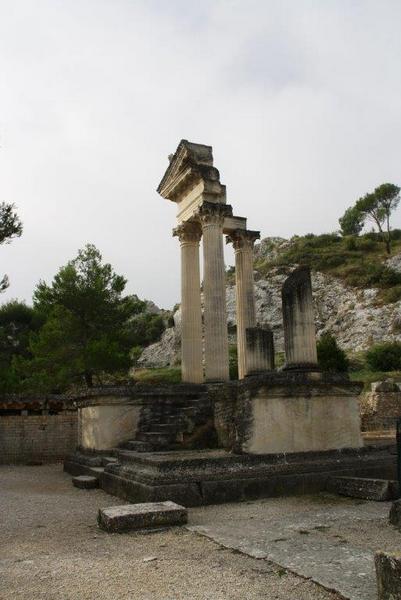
[64,140,397,506]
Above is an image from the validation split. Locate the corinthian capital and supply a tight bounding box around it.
[173,221,202,243]
[197,201,233,228]
[226,229,260,251]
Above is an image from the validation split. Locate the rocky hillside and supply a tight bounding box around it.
[138,236,401,368]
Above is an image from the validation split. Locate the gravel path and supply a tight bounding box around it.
[0,464,340,600]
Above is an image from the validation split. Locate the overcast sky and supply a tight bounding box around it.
[1,0,401,309]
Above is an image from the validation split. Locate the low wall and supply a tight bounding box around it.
[0,412,77,464]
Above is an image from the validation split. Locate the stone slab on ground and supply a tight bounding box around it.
[189,495,393,600]
[98,501,188,532]
[375,551,401,599]
[72,475,99,489]
[327,476,399,501]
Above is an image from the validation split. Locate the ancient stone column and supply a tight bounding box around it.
[199,203,230,382]
[227,230,260,379]
[173,222,204,383]
[282,266,319,370]
[246,327,275,375]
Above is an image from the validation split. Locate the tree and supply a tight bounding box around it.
[339,206,364,236]
[0,202,23,292]
[355,183,400,254]
[317,333,349,372]
[374,183,400,254]
[0,301,43,392]
[27,244,142,389]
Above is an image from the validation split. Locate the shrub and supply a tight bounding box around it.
[366,342,401,371]
[134,367,181,385]
[391,229,401,241]
[317,333,349,372]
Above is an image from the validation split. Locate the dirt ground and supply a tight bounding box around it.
[0,464,341,600]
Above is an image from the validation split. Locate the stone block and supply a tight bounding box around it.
[72,475,99,489]
[390,499,401,529]
[375,551,401,599]
[97,501,188,532]
[327,476,398,501]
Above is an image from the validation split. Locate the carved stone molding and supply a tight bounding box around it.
[226,229,260,251]
[173,222,202,244]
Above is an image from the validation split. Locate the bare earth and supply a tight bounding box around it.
[0,464,340,600]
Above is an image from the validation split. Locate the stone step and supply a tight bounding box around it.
[98,501,188,532]
[121,440,153,452]
[91,467,105,475]
[136,431,176,446]
[72,475,99,489]
[101,456,118,467]
[150,423,178,434]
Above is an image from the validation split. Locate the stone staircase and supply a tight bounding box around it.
[118,390,215,453]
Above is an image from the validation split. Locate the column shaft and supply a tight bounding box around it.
[230,230,259,378]
[174,224,203,383]
[201,208,229,382]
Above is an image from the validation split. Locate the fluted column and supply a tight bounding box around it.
[227,230,260,378]
[173,222,203,383]
[199,204,230,382]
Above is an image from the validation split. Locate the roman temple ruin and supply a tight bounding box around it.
[64,140,396,506]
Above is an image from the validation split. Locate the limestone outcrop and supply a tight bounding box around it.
[138,238,401,367]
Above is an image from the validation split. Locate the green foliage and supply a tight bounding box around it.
[381,285,401,304]
[317,333,349,372]
[339,206,364,236]
[133,367,181,385]
[354,183,400,254]
[0,301,43,393]
[127,313,165,348]
[365,342,401,371]
[0,202,23,292]
[255,230,401,304]
[20,244,141,391]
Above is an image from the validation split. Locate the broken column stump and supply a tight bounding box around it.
[375,551,401,600]
[97,501,188,532]
[72,475,99,489]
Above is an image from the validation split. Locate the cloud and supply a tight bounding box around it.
[0,0,401,309]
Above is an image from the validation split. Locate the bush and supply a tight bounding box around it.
[317,333,349,372]
[366,342,401,371]
[133,367,181,385]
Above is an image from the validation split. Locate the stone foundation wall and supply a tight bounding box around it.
[0,412,77,464]
[360,381,401,431]
[213,373,363,455]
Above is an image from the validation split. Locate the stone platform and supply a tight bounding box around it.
[65,444,397,507]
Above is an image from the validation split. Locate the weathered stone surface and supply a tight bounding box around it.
[98,444,396,507]
[97,501,187,532]
[72,475,99,489]
[327,476,399,501]
[375,551,401,599]
[190,496,391,600]
[389,499,401,528]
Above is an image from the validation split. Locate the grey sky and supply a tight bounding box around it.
[1,0,401,309]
